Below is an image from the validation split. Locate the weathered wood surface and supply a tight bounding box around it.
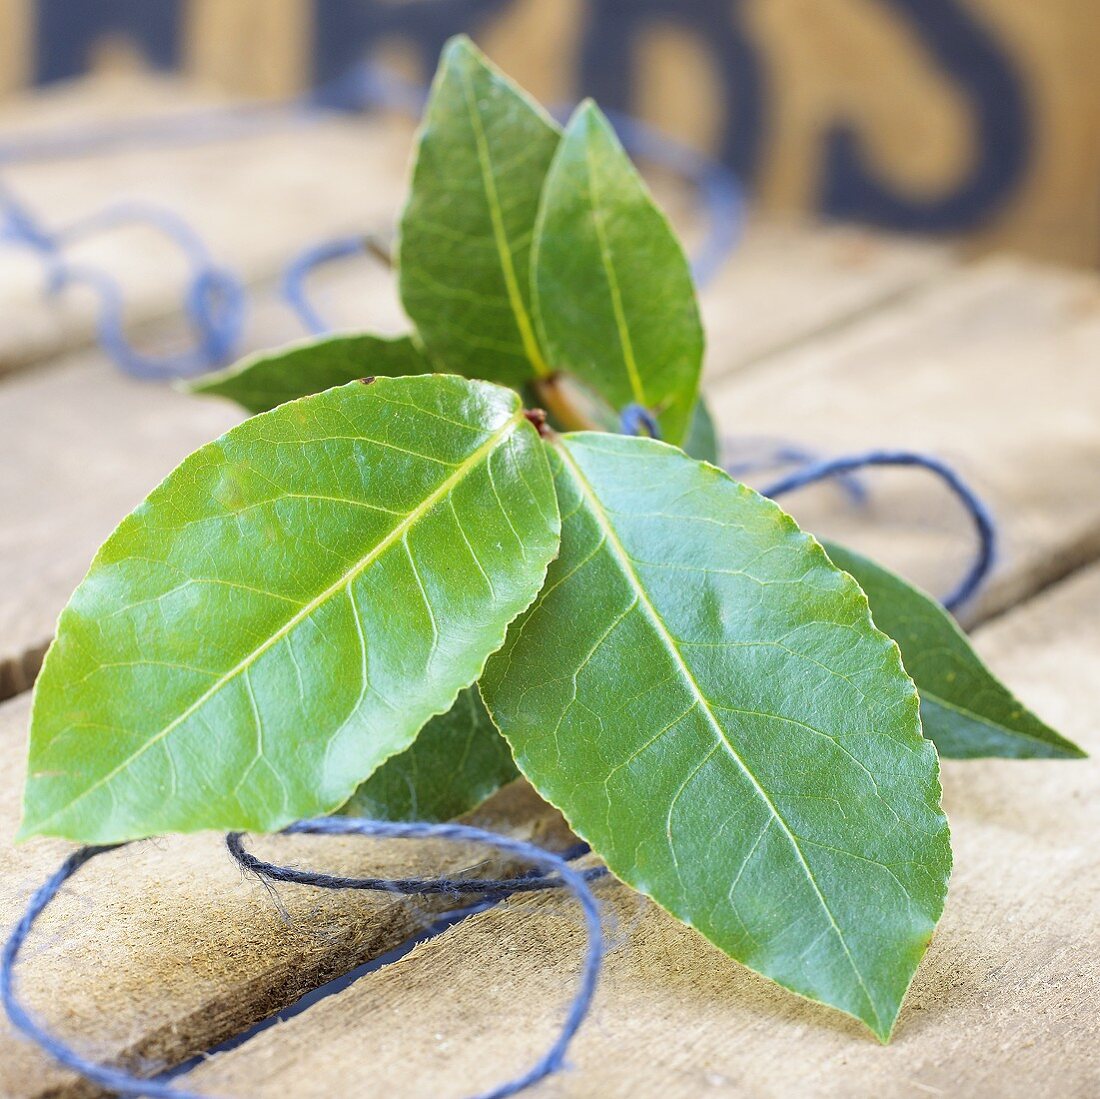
[181,561,1100,1099]
[702,220,948,381]
[0,73,949,380]
[2,245,1099,1095]
[0,74,414,376]
[0,217,947,701]
[1,100,1097,1093]
[0,357,240,699]
[0,685,573,1099]
[713,256,1100,623]
[8,1,1098,265]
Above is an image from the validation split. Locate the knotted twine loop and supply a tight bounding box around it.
[226,830,607,898]
[281,234,394,335]
[618,403,661,439]
[760,450,997,612]
[2,817,604,1099]
[1,59,742,380]
[618,403,997,613]
[0,183,247,380]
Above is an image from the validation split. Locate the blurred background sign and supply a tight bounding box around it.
[1,0,1098,266]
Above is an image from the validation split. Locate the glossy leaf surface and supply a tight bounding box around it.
[824,542,1085,760]
[188,333,432,414]
[397,36,560,387]
[341,686,517,822]
[683,396,720,464]
[22,376,559,843]
[532,104,704,444]
[482,434,950,1039]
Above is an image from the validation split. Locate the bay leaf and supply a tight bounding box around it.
[188,332,432,414]
[340,686,517,822]
[481,433,950,1040]
[823,541,1085,760]
[683,396,720,464]
[532,103,704,444]
[397,35,560,387]
[21,376,559,843]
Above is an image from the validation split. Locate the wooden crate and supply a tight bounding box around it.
[4,0,1100,265]
[0,78,1098,1099]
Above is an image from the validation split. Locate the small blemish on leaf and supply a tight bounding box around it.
[524,408,550,438]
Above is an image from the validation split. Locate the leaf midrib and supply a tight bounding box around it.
[555,440,882,1031]
[582,127,647,408]
[30,410,526,832]
[457,64,551,378]
[921,689,1067,751]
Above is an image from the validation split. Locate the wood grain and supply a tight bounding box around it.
[0,356,241,701]
[0,215,947,701]
[0,74,414,377]
[180,561,1100,1099]
[712,256,1100,624]
[4,251,1100,1094]
[699,219,947,383]
[0,686,573,1099]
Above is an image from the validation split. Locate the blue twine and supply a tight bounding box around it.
[1,57,743,374]
[281,235,368,335]
[226,831,607,898]
[724,440,867,506]
[2,817,604,1099]
[619,402,661,439]
[761,450,997,612]
[0,181,246,380]
[619,408,996,612]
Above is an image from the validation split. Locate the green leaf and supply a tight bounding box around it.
[683,396,720,464]
[823,542,1085,760]
[531,102,704,445]
[188,333,433,414]
[340,686,517,822]
[21,376,559,843]
[481,434,950,1040]
[397,35,560,387]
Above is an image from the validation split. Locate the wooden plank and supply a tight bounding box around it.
[2,248,1098,1092]
[0,219,948,700]
[3,253,1099,1095]
[7,3,1100,266]
[0,74,415,376]
[0,685,574,1098]
[0,356,241,699]
[487,0,1100,267]
[0,0,31,98]
[179,560,1100,1099]
[699,219,947,384]
[0,69,952,380]
[710,255,1100,623]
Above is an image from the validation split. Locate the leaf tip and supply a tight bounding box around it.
[1056,741,1089,760]
[180,374,211,396]
[442,32,476,60]
[872,1020,896,1045]
[13,805,47,845]
[571,97,608,134]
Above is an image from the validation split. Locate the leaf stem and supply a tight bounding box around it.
[531,374,604,433]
